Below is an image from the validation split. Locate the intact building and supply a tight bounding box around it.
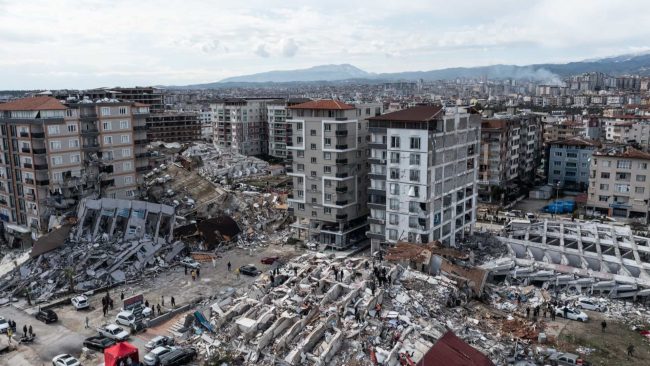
[146,112,201,142]
[546,137,600,191]
[0,96,148,232]
[286,100,382,249]
[366,106,480,251]
[588,147,650,220]
[212,98,276,156]
[267,98,311,159]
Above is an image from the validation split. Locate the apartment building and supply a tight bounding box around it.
[286,100,382,249]
[478,115,542,202]
[199,109,214,142]
[0,96,148,232]
[546,137,600,191]
[542,120,585,144]
[112,87,164,113]
[212,98,275,156]
[366,106,480,251]
[146,112,201,142]
[587,147,650,220]
[267,98,310,159]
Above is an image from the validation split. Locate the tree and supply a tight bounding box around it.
[63,267,76,293]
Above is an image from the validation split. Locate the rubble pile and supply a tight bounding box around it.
[183,143,271,182]
[175,253,534,365]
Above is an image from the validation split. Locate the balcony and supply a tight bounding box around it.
[136,166,149,172]
[36,179,49,186]
[134,125,147,131]
[134,139,148,145]
[335,172,349,178]
[19,132,29,138]
[368,142,387,149]
[286,167,294,173]
[25,194,35,201]
[80,112,98,120]
[336,213,348,220]
[335,186,348,193]
[335,144,348,150]
[31,132,45,138]
[335,200,348,206]
[32,148,46,154]
[0,199,7,206]
[81,127,100,135]
[83,142,100,150]
[335,130,348,137]
[23,163,33,169]
[21,147,31,153]
[335,158,348,165]
[24,178,35,185]
[100,178,115,187]
[34,164,48,170]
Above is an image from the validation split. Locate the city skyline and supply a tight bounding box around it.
[2,0,650,89]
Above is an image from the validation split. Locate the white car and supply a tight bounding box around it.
[98,323,130,341]
[180,257,200,269]
[52,354,81,366]
[525,212,536,220]
[576,298,607,312]
[145,335,175,350]
[71,295,89,310]
[556,307,589,322]
[0,316,9,333]
[143,346,175,366]
[115,311,136,327]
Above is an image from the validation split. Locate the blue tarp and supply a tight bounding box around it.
[193,310,215,333]
[542,200,575,214]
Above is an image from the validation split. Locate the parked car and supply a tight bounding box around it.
[260,256,279,265]
[556,307,589,322]
[239,264,261,276]
[71,295,89,310]
[52,354,81,366]
[97,323,130,341]
[0,316,9,333]
[144,346,175,366]
[115,311,137,327]
[145,335,175,350]
[83,335,116,353]
[180,257,200,269]
[576,298,607,312]
[548,352,589,366]
[525,212,536,220]
[159,348,197,366]
[36,309,58,323]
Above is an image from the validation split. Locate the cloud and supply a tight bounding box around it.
[254,44,270,58]
[280,38,298,57]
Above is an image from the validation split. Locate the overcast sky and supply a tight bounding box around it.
[1,0,650,89]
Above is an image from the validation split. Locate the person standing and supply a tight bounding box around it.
[22,324,27,337]
[526,307,530,319]
[184,266,187,275]
[28,325,32,336]
[171,296,176,308]
[196,268,200,278]
[161,296,165,307]
[627,344,634,358]
[7,328,12,344]
[191,270,196,281]
[120,291,124,301]
[85,316,89,329]
[227,261,231,271]
[236,268,240,279]
[601,320,607,332]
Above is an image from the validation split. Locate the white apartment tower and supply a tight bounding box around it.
[366,106,480,251]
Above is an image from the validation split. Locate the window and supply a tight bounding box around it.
[296,123,303,131]
[51,156,63,165]
[615,184,630,193]
[553,170,561,175]
[324,138,331,146]
[118,107,128,115]
[566,152,577,158]
[311,171,317,177]
[566,162,576,168]
[126,190,136,197]
[390,183,399,195]
[553,161,562,166]
[390,152,400,164]
[324,124,331,132]
[390,136,400,148]
[390,168,399,179]
[389,213,398,225]
[324,180,331,187]
[297,190,304,198]
[409,216,418,228]
[554,151,562,157]
[71,154,81,163]
[635,187,645,194]
[101,107,110,116]
[122,148,131,157]
[310,129,316,136]
[388,229,398,240]
[296,137,303,143]
[389,198,399,210]
[408,185,419,197]
[120,120,129,129]
[123,162,132,171]
[69,139,79,148]
[566,172,576,177]
[120,135,130,144]
[311,157,317,164]
[599,184,609,190]
[49,141,62,150]
[124,176,134,184]
[48,125,60,135]
[410,154,420,165]
[324,152,331,160]
[637,175,646,182]
[324,166,331,173]
[410,137,421,149]
[600,172,610,179]
[297,203,305,210]
[310,184,317,191]
[598,195,609,202]
[409,169,420,182]
[103,122,112,131]
[297,151,304,158]
[53,172,63,181]
[639,162,648,169]
[325,193,332,201]
[617,160,632,169]
[310,143,317,150]
[311,198,317,204]
[297,164,304,171]
[324,207,331,214]
[67,123,77,133]
[104,136,113,144]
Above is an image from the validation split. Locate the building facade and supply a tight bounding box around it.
[0,96,148,232]
[286,100,381,249]
[546,137,600,191]
[266,98,310,159]
[212,98,275,156]
[146,112,201,142]
[587,147,650,220]
[366,106,480,251]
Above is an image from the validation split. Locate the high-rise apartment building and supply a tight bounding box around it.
[0,96,148,232]
[546,137,600,191]
[286,100,382,249]
[366,106,480,251]
[212,98,275,156]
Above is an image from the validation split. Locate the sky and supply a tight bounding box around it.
[1,0,650,89]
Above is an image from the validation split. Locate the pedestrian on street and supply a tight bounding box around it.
[120,291,124,301]
[236,268,240,279]
[162,296,165,307]
[293,266,297,277]
[227,261,232,271]
[627,344,634,358]
[145,300,149,308]
[85,316,89,329]
[563,307,568,319]
[601,320,607,332]
[102,305,107,317]
[171,296,176,308]
[28,325,32,336]
[7,328,12,344]
[551,307,556,321]
[109,298,114,310]
[102,296,107,307]
[196,268,200,277]
[157,304,161,315]
[191,270,196,281]
[23,324,27,337]
[184,266,187,275]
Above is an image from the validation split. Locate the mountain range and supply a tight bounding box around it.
[180,53,650,88]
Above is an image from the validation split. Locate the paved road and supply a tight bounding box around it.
[0,305,86,365]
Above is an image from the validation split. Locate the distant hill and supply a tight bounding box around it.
[178,53,650,88]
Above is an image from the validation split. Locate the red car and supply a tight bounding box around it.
[260,256,279,265]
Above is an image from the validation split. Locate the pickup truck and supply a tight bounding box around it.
[97,323,130,341]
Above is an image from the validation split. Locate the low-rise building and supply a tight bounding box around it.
[546,137,600,191]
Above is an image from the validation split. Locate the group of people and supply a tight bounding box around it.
[524,303,556,321]
[3,320,33,343]
[184,265,200,280]
[101,293,114,317]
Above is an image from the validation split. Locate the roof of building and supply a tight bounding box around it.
[417,330,495,366]
[548,136,601,148]
[481,119,509,130]
[368,105,442,122]
[0,96,66,111]
[288,99,354,110]
[594,146,650,160]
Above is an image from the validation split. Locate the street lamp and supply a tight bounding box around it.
[554,182,561,218]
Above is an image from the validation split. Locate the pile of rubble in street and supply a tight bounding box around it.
[182,143,271,183]
[0,198,184,305]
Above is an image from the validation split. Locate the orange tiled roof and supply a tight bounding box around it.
[0,96,66,111]
[288,99,354,110]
